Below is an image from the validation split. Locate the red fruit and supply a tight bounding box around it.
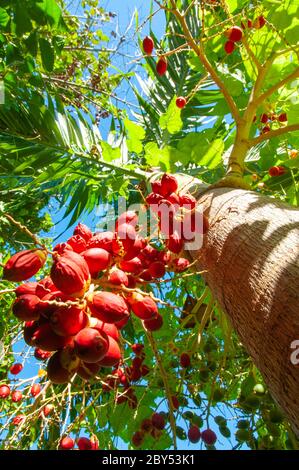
[132,431,144,448]
[180,352,191,368]
[141,364,150,376]
[262,125,271,133]
[116,211,138,228]
[34,348,51,361]
[145,192,163,211]
[77,436,99,450]
[278,112,288,122]
[169,257,190,273]
[15,282,37,297]
[13,415,25,426]
[176,97,187,109]
[59,436,75,450]
[0,385,10,399]
[224,40,235,54]
[91,318,120,342]
[128,293,158,320]
[32,323,72,351]
[226,26,243,42]
[143,36,154,55]
[167,192,180,205]
[131,343,144,355]
[88,291,130,324]
[74,327,109,363]
[156,57,167,76]
[151,181,163,195]
[23,321,38,346]
[132,356,143,368]
[51,251,90,296]
[43,404,54,417]
[201,428,217,445]
[10,363,23,375]
[86,231,114,252]
[179,192,196,209]
[149,261,166,279]
[67,235,87,253]
[97,336,121,367]
[166,231,183,254]
[53,242,73,255]
[160,174,178,197]
[143,314,163,332]
[31,383,41,397]
[152,413,165,430]
[119,257,143,275]
[123,236,147,261]
[254,15,266,29]
[247,19,253,28]
[141,418,153,433]
[77,361,101,380]
[11,390,23,403]
[268,166,286,177]
[38,290,72,319]
[82,248,111,277]
[47,351,74,384]
[3,249,47,282]
[73,223,92,242]
[188,425,201,443]
[114,314,130,330]
[50,306,88,337]
[12,294,40,321]
[139,269,153,282]
[116,223,137,252]
[260,113,268,123]
[108,268,129,287]
[35,277,56,298]
[171,395,179,410]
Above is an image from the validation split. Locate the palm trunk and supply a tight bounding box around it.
[187,187,299,433]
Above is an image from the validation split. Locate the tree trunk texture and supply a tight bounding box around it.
[188,188,299,434]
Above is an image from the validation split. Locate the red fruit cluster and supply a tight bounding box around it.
[224,16,266,55]
[257,111,288,135]
[59,435,99,451]
[146,173,209,251]
[6,186,196,388]
[241,15,266,30]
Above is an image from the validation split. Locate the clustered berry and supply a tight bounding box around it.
[224,16,266,54]
[1,174,209,389]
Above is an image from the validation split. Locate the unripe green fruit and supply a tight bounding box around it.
[237,419,250,429]
[219,426,231,438]
[267,422,281,437]
[192,415,203,428]
[253,383,265,395]
[214,415,227,426]
[235,429,250,442]
[182,411,194,420]
[269,408,284,424]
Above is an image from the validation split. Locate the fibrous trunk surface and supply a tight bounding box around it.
[188,188,299,433]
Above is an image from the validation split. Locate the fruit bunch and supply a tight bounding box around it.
[2,174,207,387]
[146,173,209,254]
[224,16,266,55]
